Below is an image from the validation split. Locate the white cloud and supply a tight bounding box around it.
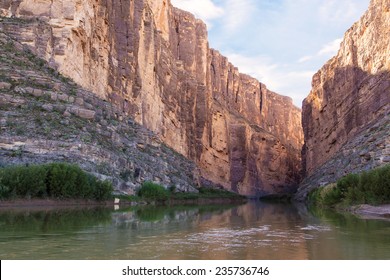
[298,56,313,63]
[225,52,278,85]
[297,37,343,65]
[319,0,362,24]
[223,0,256,32]
[171,0,224,27]
[318,38,342,56]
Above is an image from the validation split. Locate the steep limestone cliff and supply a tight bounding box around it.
[0,31,198,193]
[297,0,390,199]
[0,0,303,196]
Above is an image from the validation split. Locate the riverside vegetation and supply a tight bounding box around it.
[0,163,113,200]
[118,181,246,204]
[0,163,244,204]
[308,164,390,208]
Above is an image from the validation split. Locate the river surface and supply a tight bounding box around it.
[0,201,389,259]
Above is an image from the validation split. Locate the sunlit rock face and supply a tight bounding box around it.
[297,0,390,200]
[0,0,303,196]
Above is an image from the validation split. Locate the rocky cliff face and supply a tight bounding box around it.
[0,31,198,194]
[297,0,390,199]
[0,0,303,196]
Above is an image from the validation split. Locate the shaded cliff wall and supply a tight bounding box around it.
[297,0,390,199]
[0,0,303,196]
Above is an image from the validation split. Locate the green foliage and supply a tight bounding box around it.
[0,165,47,198]
[138,181,169,201]
[0,163,113,200]
[114,194,139,202]
[93,180,114,201]
[0,184,10,199]
[168,185,176,193]
[172,192,199,200]
[343,165,390,205]
[309,164,390,207]
[308,184,342,207]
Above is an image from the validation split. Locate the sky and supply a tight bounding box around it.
[171,0,370,107]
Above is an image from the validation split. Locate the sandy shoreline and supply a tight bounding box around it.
[348,204,390,220]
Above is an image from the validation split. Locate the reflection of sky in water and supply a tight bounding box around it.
[0,202,389,259]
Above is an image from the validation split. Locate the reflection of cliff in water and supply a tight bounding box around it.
[111,205,237,236]
[182,202,311,259]
[0,202,389,259]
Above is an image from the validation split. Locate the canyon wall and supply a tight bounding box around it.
[0,31,198,193]
[297,0,390,199]
[0,0,302,196]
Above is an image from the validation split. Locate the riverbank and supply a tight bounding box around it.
[346,204,390,220]
[0,195,247,210]
[308,164,390,208]
[0,164,247,208]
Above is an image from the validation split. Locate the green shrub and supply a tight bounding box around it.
[172,192,199,200]
[321,185,342,206]
[21,165,47,197]
[0,183,10,199]
[45,163,100,198]
[46,163,78,198]
[93,180,113,201]
[0,163,113,200]
[0,165,47,198]
[308,184,342,207]
[138,181,169,201]
[337,173,359,195]
[309,164,390,207]
[168,185,176,193]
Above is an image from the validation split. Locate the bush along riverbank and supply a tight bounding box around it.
[0,164,246,206]
[116,181,247,205]
[308,164,390,208]
[0,163,113,201]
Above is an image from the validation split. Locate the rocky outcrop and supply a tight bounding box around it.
[0,0,303,196]
[297,0,390,199]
